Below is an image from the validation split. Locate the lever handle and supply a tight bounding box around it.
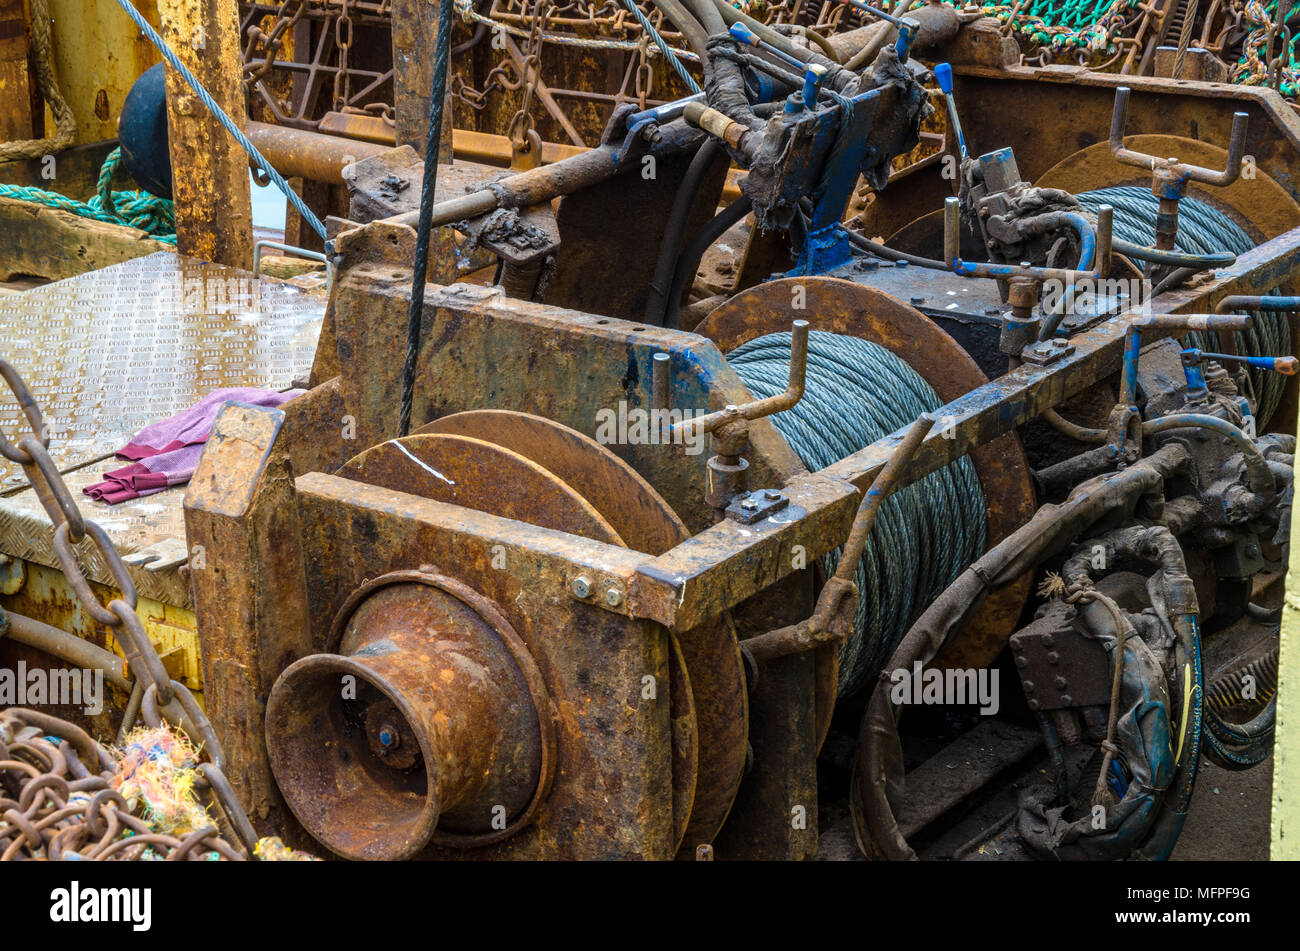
[1109,86,1249,187]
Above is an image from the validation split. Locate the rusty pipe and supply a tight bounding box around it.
[677,320,809,440]
[0,608,132,691]
[246,121,390,185]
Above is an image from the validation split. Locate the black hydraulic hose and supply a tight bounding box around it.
[843,226,950,270]
[649,0,711,67]
[664,195,753,329]
[398,0,455,437]
[645,138,723,325]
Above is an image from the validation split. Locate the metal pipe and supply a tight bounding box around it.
[677,316,807,438]
[1,608,132,691]
[246,121,389,185]
[652,352,672,410]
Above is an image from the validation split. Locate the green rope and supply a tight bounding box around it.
[728,330,987,696]
[1076,186,1288,425]
[0,147,176,244]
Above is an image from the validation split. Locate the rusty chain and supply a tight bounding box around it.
[0,708,247,860]
[0,359,259,858]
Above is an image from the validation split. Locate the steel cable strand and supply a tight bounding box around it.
[727,330,986,694]
[1076,185,1289,423]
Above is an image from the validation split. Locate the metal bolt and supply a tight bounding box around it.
[1015,655,1028,669]
[911,296,926,305]
[1047,651,1059,665]
[1054,676,1068,689]
[1028,699,1040,711]
[763,489,782,501]
[378,725,400,748]
[1034,343,1052,355]
[572,575,592,598]
[1060,694,1073,705]
[604,586,624,607]
[1024,680,1035,692]
[741,498,758,510]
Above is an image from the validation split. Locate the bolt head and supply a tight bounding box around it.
[764,489,782,501]
[572,575,592,598]
[604,586,624,607]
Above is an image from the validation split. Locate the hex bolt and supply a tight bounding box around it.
[1061,694,1073,705]
[1054,676,1068,689]
[572,575,593,598]
[604,586,624,607]
[741,498,758,510]
[1047,651,1059,665]
[764,489,782,501]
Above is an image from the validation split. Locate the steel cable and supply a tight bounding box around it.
[1076,185,1289,424]
[728,330,986,695]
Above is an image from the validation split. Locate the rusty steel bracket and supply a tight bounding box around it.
[1020,337,1075,366]
[725,488,790,524]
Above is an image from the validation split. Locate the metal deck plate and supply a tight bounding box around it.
[0,251,324,607]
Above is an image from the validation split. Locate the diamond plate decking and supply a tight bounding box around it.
[0,251,324,607]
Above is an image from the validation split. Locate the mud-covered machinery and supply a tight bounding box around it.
[1,0,1298,862]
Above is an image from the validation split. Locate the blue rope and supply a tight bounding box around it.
[621,0,703,94]
[729,330,987,695]
[111,0,329,246]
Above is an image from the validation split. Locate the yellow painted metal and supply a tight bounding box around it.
[1,560,202,692]
[1272,472,1300,858]
[46,0,162,145]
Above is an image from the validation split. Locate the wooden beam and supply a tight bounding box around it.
[157,0,252,267]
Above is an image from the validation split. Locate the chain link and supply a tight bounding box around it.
[0,359,259,858]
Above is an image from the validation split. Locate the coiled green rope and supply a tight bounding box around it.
[728,330,987,696]
[1075,186,1288,425]
[0,147,176,244]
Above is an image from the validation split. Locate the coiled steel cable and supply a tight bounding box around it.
[728,330,987,695]
[1076,185,1290,424]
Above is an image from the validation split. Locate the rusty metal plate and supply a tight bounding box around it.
[695,278,1038,673]
[416,410,749,854]
[0,252,324,488]
[0,251,324,607]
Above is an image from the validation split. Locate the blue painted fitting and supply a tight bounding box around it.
[934,62,954,94]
